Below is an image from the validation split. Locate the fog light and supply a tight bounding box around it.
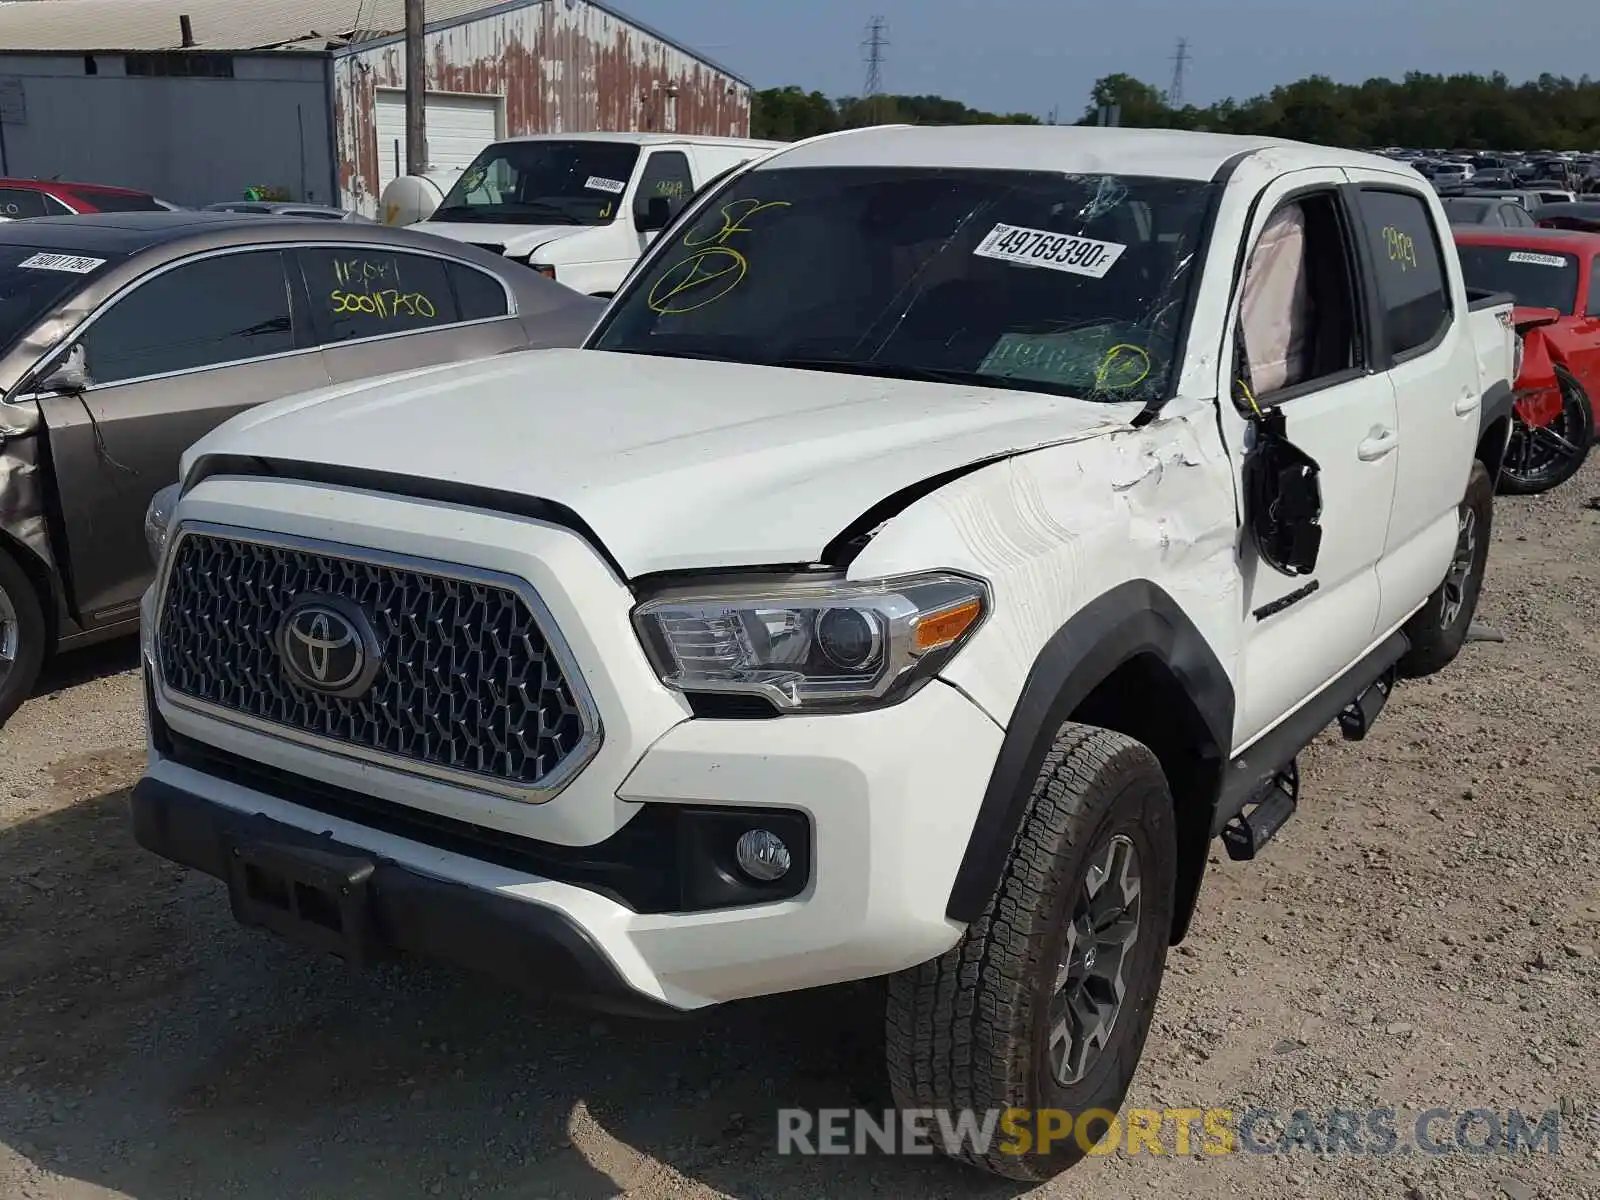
[734,828,792,882]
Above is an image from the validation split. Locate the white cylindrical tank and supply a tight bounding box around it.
[378,167,464,227]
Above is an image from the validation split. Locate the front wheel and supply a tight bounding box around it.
[1499,365,1594,495]
[0,549,47,726]
[1397,460,1494,679]
[886,724,1175,1181]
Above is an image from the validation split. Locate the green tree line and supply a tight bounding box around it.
[752,71,1600,149]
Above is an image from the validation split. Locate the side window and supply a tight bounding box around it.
[1355,188,1452,358]
[0,187,51,218]
[41,194,76,216]
[1505,205,1533,228]
[448,262,511,321]
[1590,260,1600,317]
[79,250,296,385]
[298,247,460,343]
[633,151,694,224]
[1238,193,1362,399]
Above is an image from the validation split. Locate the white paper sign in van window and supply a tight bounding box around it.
[18,252,106,274]
[585,176,627,195]
[1506,251,1568,268]
[973,224,1127,279]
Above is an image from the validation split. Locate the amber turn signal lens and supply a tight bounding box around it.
[911,597,983,654]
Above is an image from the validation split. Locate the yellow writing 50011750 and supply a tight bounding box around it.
[330,290,436,318]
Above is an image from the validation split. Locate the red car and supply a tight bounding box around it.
[0,177,173,219]
[1454,227,1600,493]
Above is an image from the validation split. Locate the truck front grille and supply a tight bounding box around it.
[154,528,600,799]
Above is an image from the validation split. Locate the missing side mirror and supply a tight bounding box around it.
[35,343,89,394]
[1242,407,1323,577]
[635,195,673,233]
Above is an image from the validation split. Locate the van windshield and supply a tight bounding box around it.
[0,244,120,356]
[591,165,1218,403]
[431,141,642,226]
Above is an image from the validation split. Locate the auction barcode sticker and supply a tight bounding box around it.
[1506,251,1568,268]
[973,224,1126,278]
[585,176,627,194]
[19,252,106,274]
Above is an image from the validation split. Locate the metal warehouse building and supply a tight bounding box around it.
[0,0,752,214]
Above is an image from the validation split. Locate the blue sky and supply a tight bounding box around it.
[612,0,1598,119]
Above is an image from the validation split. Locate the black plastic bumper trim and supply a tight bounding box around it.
[130,776,683,1019]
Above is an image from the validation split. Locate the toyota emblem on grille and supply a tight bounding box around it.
[275,594,382,698]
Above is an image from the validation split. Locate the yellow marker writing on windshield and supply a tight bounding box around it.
[647,198,792,315]
[1093,343,1151,391]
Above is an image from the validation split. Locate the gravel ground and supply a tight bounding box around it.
[1,459,1597,1200]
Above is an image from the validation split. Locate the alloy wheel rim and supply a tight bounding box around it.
[1439,505,1478,629]
[1507,382,1586,482]
[0,580,18,673]
[1047,833,1143,1087]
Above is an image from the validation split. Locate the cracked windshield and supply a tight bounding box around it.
[593,166,1216,403]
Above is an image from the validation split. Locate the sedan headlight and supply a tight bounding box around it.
[633,571,989,712]
[144,482,181,567]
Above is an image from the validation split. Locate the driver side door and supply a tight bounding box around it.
[29,247,329,628]
[1221,170,1401,747]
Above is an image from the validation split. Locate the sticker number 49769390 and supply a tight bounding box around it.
[973,224,1127,278]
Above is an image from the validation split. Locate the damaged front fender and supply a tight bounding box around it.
[0,400,64,613]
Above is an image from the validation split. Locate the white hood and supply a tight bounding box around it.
[187,349,1133,577]
[416,220,592,257]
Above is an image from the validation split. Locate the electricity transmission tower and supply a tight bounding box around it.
[861,16,888,124]
[1167,37,1190,108]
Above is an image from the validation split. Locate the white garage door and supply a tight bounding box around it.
[374,91,501,197]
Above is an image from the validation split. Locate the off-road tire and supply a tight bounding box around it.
[1397,460,1494,679]
[885,724,1176,1181]
[0,548,47,727]
[1498,365,1594,496]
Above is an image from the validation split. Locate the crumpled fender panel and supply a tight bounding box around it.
[0,402,58,582]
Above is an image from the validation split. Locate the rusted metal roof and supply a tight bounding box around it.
[0,0,749,80]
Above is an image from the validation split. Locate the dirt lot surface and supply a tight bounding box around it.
[2,460,1597,1200]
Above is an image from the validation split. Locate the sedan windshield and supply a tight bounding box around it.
[1457,244,1579,313]
[591,166,1217,403]
[432,140,641,226]
[0,244,121,356]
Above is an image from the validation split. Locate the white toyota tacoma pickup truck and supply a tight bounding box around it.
[134,126,1518,1179]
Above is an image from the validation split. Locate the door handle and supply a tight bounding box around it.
[1454,393,1480,416]
[1357,429,1399,461]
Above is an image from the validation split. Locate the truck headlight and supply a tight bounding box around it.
[144,482,180,567]
[633,571,989,712]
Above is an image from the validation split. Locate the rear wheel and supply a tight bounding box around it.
[885,724,1175,1181]
[0,549,47,726]
[1499,365,1594,495]
[1397,460,1493,679]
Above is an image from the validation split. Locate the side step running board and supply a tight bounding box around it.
[1211,629,1410,838]
[1222,760,1299,861]
[1338,669,1394,741]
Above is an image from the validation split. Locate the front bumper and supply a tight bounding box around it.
[140,675,1003,1011]
[130,775,675,1018]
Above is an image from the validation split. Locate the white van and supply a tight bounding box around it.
[410,133,785,296]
